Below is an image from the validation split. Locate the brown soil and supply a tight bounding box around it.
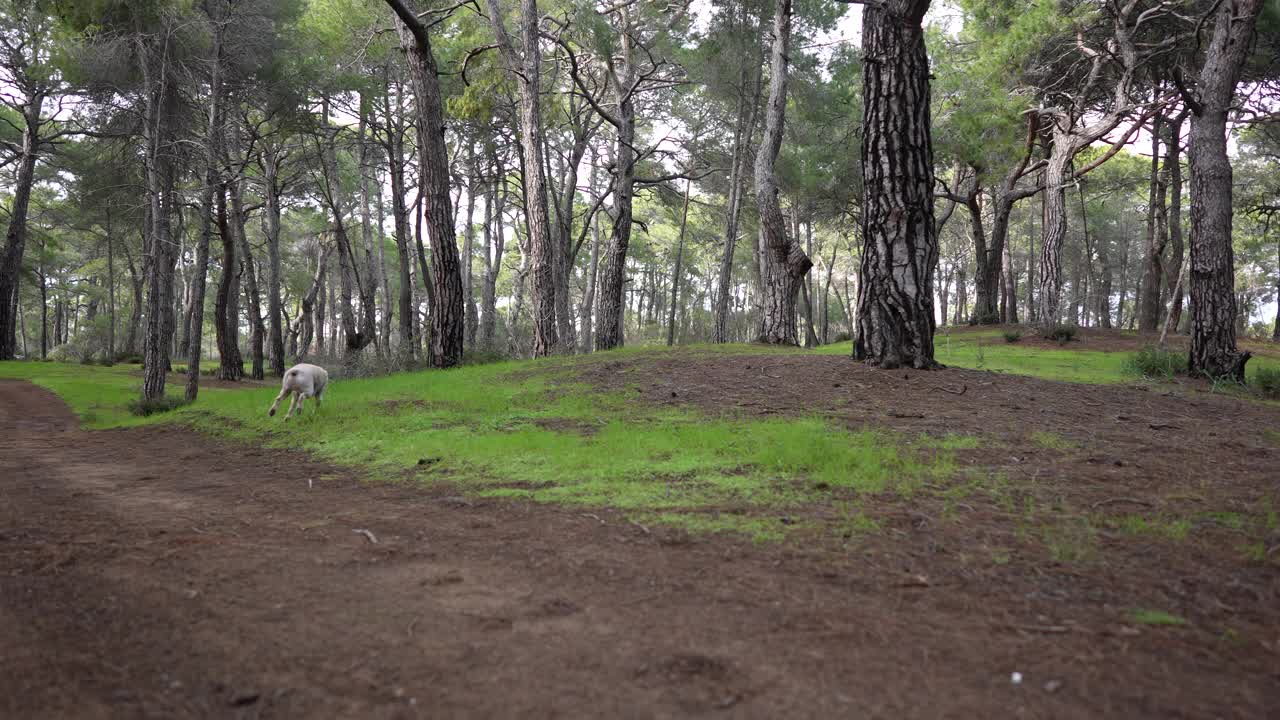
[3,362,1280,719]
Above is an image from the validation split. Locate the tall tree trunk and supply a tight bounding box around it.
[263,145,286,377]
[389,3,465,367]
[1187,0,1263,380]
[386,78,416,361]
[463,154,479,351]
[713,13,764,344]
[1037,132,1072,329]
[1165,110,1187,332]
[1139,113,1168,333]
[185,25,221,399]
[579,179,601,353]
[141,68,179,402]
[0,95,43,360]
[230,176,265,380]
[666,177,692,346]
[853,0,937,368]
[754,0,811,345]
[485,0,557,357]
[298,243,332,362]
[481,161,507,352]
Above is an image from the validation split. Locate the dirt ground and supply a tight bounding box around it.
[3,360,1279,719]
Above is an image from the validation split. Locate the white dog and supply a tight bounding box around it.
[268,363,329,420]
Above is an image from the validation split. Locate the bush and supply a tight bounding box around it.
[1254,367,1280,399]
[1043,324,1078,344]
[127,395,190,417]
[1002,330,1022,344]
[113,351,144,365]
[1125,345,1186,380]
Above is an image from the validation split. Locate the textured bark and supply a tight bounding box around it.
[1165,111,1187,333]
[262,144,286,377]
[463,159,478,351]
[384,76,416,361]
[141,70,179,402]
[852,0,937,369]
[1187,0,1264,380]
[389,3,464,367]
[213,185,243,381]
[1139,113,1168,333]
[1036,137,1072,327]
[486,0,557,357]
[578,181,601,353]
[231,177,265,381]
[753,0,811,346]
[185,18,222,400]
[0,95,42,359]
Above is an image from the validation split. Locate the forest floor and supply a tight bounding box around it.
[2,328,1279,718]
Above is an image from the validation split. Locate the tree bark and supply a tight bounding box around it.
[1165,110,1187,333]
[753,0,811,345]
[853,0,938,369]
[262,143,287,377]
[485,0,557,357]
[1187,0,1264,380]
[388,2,465,367]
[185,17,222,400]
[214,184,243,380]
[1139,113,1168,333]
[0,95,43,359]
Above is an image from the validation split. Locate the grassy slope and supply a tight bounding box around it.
[4,331,1276,544]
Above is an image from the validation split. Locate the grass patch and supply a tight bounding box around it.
[1002,330,1022,343]
[1253,367,1280,399]
[1130,609,1187,627]
[1111,514,1192,541]
[128,395,191,417]
[1125,345,1187,380]
[0,355,962,538]
[1041,518,1097,563]
[1029,431,1077,450]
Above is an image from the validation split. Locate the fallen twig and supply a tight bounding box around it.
[760,366,782,379]
[582,513,606,524]
[629,520,651,535]
[932,383,967,396]
[1010,624,1071,634]
[353,528,379,544]
[1091,497,1154,510]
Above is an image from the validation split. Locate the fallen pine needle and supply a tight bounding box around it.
[353,528,379,544]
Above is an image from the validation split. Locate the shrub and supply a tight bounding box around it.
[127,396,190,417]
[1003,330,1022,344]
[113,351,144,365]
[1043,324,1078,344]
[1125,345,1186,380]
[1254,367,1280,399]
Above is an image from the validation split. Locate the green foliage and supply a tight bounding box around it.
[1029,431,1076,450]
[1002,330,1022,343]
[1252,367,1280,399]
[1130,609,1186,627]
[1125,346,1187,380]
[128,395,191,417]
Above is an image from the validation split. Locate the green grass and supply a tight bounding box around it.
[1112,514,1193,541]
[0,356,968,540]
[1130,609,1187,627]
[1029,430,1078,450]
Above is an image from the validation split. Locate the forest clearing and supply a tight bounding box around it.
[3,328,1280,717]
[3,0,1280,717]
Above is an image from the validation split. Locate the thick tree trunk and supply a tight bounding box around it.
[1037,132,1072,329]
[1187,0,1263,380]
[964,184,999,324]
[185,61,220,399]
[0,98,42,360]
[389,5,464,367]
[141,80,179,402]
[853,0,937,368]
[753,0,811,345]
[297,244,332,362]
[214,186,243,381]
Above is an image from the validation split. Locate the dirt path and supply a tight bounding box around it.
[2,379,1277,719]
